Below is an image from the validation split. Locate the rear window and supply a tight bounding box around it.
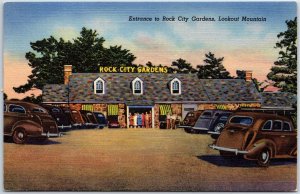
[9,104,26,114]
[219,116,228,121]
[229,116,253,126]
[32,107,47,113]
[52,108,61,113]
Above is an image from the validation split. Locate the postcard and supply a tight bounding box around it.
[3,1,297,192]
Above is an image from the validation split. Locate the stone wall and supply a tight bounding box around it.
[197,103,261,111]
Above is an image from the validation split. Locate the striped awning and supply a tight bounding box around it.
[159,104,172,115]
[81,104,94,112]
[108,104,119,115]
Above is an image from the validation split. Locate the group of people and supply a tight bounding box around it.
[129,112,152,128]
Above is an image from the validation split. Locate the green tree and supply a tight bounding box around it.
[197,52,232,79]
[22,94,43,104]
[267,17,297,94]
[14,27,136,93]
[171,58,197,73]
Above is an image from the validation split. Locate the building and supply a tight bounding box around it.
[42,65,293,128]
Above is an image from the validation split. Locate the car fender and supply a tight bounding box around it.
[10,120,43,136]
[245,139,276,160]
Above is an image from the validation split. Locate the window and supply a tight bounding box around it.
[32,107,47,113]
[132,77,143,95]
[229,116,253,126]
[4,104,6,112]
[283,122,291,131]
[52,107,61,113]
[9,104,26,114]
[262,120,272,130]
[219,116,228,121]
[273,120,282,131]
[94,77,105,94]
[170,78,181,95]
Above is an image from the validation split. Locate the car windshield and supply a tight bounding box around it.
[229,116,253,126]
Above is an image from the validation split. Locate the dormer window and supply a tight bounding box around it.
[132,77,143,95]
[94,77,105,94]
[170,78,181,95]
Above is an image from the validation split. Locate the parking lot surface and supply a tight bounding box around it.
[4,128,297,191]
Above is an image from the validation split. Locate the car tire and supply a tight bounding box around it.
[13,128,27,144]
[214,123,224,134]
[257,149,271,167]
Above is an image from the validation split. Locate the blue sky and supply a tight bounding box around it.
[3,2,297,98]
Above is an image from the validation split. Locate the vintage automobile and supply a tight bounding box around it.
[40,104,72,131]
[107,116,120,128]
[80,110,99,128]
[61,107,85,128]
[93,112,107,129]
[4,101,60,144]
[209,112,297,166]
[178,110,203,131]
[207,112,232,137]
[191,110,232,133]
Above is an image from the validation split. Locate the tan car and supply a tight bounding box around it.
[209,112,297,166]
[4,101,60,144]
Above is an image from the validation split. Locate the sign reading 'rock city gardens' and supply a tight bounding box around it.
[99,66,168,73]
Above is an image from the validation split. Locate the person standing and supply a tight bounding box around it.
[129,113,134,128]
[137,113,142,128]
[133,113,137,128]
[141,113,145,128]
[145,112,149,128]
[167,112,171,129]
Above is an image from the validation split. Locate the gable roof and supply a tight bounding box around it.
[42,73,262,104]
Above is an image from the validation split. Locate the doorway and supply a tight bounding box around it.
[126,106,154,128]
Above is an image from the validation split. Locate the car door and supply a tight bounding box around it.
[278,121,297,155]
[4,104,28,134]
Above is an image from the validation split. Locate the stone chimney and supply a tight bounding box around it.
[64,65,72,85]
[245,70,253,82]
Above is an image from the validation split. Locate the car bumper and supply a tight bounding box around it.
[208,144,249,155]
[177,125,191,128]
[58,125,72,130]
[41,132,62,138]
[192,127,208,131]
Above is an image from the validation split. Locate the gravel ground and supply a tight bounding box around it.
[4,128,297,191]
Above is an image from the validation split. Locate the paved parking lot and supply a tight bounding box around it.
[4,128,297,191]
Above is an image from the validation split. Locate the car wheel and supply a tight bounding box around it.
[214,123,224,133]
[13,128,27,144]
[257,149,271,167]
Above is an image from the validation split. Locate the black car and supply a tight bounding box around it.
[80,110,99,128]
[41,104,72,131]
[191,110,232,133]
[207,112,232,137]
[93,112,107,129]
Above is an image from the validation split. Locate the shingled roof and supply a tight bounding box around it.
[261,92,296,108]
[43,73,262,104]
